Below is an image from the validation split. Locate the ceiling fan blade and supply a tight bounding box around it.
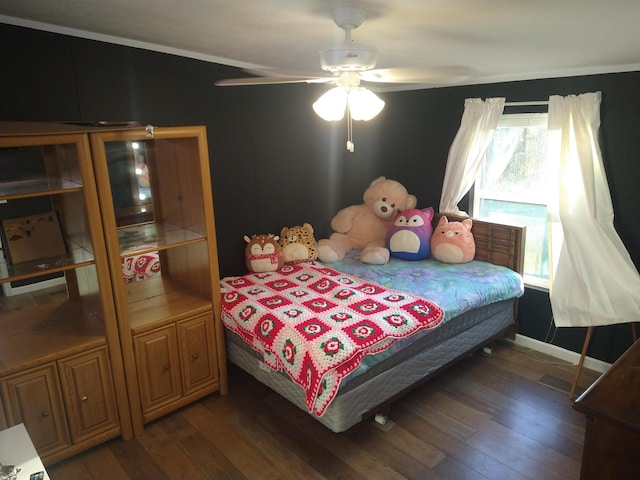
[215,76,332,87]
[243,68,335,80]
[360,66,473,85]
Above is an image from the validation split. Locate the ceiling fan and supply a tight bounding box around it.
[215,6,473,92]
[216,6,472,151]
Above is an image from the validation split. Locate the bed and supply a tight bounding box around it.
[220,216,525,432]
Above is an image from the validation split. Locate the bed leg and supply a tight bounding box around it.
[374,413,389,426]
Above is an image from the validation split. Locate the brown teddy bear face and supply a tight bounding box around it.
[363,176,418,220]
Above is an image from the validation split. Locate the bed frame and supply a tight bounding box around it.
[225,216,526,432]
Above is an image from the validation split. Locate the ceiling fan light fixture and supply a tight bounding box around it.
[348,87,385,121]
[313,86,384,122]
[313,87,348,121]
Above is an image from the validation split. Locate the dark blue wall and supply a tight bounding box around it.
[2,23,638,363]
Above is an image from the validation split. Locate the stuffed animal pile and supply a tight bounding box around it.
[242,179,476,273]
[317,176,417,265]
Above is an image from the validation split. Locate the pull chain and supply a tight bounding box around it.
[346,108,355,152]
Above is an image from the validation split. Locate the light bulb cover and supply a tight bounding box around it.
[313,87,348,121]
[348,87,385,121]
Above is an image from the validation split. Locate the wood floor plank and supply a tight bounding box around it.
[76,443,131,480]
[136,421,209,480]
[48,456,94,480]
[466,431,578,480]
[181,402,284,480]
[345,421,446,479]
[392,404,530,480]
[222,410,329,480]
[108,437,169,480]
[176,429,246,480]
[478,418,582,476]
[261,391,408,480]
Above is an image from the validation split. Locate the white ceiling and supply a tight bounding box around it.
[1,0,639,88]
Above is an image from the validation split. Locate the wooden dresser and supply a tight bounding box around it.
[573,339,640,480]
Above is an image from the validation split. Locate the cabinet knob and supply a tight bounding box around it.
[191,352,199,360]
[81,396,88,402]
[163,364,170,371]
[42,410,49,417]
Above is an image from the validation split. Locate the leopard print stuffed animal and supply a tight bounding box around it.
[279,223,318,264]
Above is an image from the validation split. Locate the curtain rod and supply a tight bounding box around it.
[504,100,549,106]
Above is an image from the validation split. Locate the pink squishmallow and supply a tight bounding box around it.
[431,216,475,264]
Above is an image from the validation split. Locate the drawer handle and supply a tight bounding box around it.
[163,365,170,371]
[42,410,49,417]
[81,396,88,402]
[191,352,199,360]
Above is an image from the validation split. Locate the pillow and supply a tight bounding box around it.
[431,216,475,264]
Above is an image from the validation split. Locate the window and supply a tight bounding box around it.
[472,113,551,289]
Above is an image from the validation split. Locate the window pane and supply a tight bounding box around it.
[474,114,549,287]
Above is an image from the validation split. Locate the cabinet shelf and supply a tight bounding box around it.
[118,222,205,258]
[0,177,83,200]
[0,298,106,376]
[127,276,212,334]
[0,245,95,284]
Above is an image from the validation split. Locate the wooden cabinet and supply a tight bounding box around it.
[179,312,219,396]
[0,122,227,452]
[134,325,182,416]
[573,339,640,480]
[134,312,219,422]
[58,346,119,444]
[0,346,119,464]
[89,125,228,434]
[0,363,70,460]
[0,122,131,465]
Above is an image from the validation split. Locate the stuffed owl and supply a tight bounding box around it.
[386,207,434,261]
[431,216,475,264]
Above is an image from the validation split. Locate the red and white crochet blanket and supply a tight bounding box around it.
[220,262,444,416]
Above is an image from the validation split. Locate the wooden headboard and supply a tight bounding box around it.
[436,213,526,337]
[436,214,526,275]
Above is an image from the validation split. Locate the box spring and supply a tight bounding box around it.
[225,298,515,432]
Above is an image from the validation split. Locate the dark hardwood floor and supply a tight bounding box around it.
[47,339,600,480]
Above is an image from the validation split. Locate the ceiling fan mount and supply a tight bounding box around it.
[320,7,377,74]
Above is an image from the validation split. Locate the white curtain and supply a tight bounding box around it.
[548,91,640,327]
[439,97,505,215]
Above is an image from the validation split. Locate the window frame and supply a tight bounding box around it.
[472,112,551,290]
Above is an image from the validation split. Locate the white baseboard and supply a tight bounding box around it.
[512,334,611,373]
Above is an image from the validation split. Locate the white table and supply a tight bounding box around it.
[0,424,49,480]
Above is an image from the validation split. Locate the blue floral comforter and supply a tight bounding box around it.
[321,252,524,380]
[324,251,524,322]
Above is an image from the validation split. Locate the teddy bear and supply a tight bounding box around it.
[430,216,476,264]
[317,176,417,265]
[386,207,434,261]
[279,223,318,264]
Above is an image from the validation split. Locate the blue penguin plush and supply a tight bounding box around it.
[386,207,434,260]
